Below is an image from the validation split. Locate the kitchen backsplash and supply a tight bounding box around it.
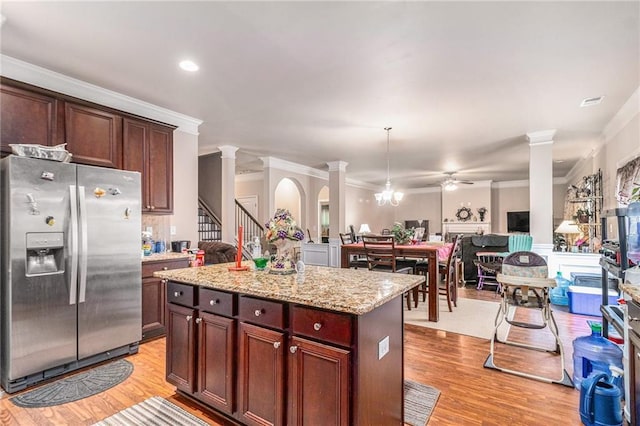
[142,214,171,248]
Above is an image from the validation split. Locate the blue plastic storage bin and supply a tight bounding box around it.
[568,286,619,316]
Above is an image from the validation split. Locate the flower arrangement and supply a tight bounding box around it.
[391,222,415,245]
[265,208,305,243]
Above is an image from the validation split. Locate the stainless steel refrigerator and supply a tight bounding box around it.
[1,155,142,393]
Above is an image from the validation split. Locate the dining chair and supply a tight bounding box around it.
[339,232,368,269]
[415,234,462,312]
[475,234,533,291]
[362,235,417,310]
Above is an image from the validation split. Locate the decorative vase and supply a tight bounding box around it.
[479,212,486,222]
[269,239,296,275]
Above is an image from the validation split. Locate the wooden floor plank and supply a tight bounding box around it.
[0,286,597,425]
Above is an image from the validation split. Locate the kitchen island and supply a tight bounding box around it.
[155,262,424,425]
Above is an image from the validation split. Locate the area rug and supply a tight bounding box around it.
[10,359,133,408]
[94,385,438,426]
[404,297,511,340]
[93,396,209,426]
[404,380,440,426]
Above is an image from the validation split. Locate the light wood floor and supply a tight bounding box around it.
[1,286,595,425]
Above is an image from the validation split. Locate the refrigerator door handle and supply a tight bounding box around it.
[69,185,79,305]
[78,186,88,303]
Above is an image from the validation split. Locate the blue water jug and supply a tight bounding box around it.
[550,271,572,305]
[572,322,623,391]
[579,372,623,426]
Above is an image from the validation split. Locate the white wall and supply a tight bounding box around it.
[442,182,492,226]
[391,190,442,233]
[172,129,199,245]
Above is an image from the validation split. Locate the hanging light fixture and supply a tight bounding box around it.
[375,127,404,206]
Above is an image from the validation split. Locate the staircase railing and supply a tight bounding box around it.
[198,197,222,242]
[236,200,264,251]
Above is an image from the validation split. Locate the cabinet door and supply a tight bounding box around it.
[198,312,236,414]
[1,83,60,154]
[147,124,173,213]
[166,303,196,393]
[288,336,351,426]
[65,102,122,168]
[141,277,166,341]
[123,118,149,209]
[238,322,285,426]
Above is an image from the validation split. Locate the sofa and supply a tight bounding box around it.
[460,234,509,283]
[198,241,237,265]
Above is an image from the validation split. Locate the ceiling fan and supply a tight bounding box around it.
[442,172,473,191]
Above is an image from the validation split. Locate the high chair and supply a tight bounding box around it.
[483,251,573,387]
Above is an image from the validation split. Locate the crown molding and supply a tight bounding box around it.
[526,129,556,145]
[235,172,263,182]
[1,54,203,135]
[327,161,348,172]
[603,86,639,142]
[260,156,328,180]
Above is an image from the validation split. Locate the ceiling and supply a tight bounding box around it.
[1,1,638,190]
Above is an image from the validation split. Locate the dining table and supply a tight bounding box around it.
[340,242,452,322]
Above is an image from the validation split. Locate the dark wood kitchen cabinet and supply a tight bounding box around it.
[164,284,370,425]
[141,257,189,342]
[167,284,238,415]
[237,321,286,425]
[0,82,62,154]
[64,102,122,168]
[1,78,176,214]
[166,301,197,394]
[123,117,175,214]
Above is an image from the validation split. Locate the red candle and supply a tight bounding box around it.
[236,226,243,267]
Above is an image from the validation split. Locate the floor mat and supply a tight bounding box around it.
[93,396,210,426]
[10,359,133,408]
[404,379,440,425]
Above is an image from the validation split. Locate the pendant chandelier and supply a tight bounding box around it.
[375,127,404,206]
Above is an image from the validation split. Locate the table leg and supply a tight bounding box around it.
[341,247,350,268]
[428,252,439,322]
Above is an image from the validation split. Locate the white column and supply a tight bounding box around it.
[327,161,348,267]
[261,156,276,224]
[327,161,348,239]
[219,145,238,244]
[526,130,555,254]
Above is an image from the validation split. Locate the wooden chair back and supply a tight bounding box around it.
[339,232,355,245]
[362,235,398,271]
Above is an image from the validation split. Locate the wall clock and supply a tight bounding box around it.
[456,207,472,222]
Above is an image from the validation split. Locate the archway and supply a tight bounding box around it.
[318,185,330,243]
[274,177,303,227]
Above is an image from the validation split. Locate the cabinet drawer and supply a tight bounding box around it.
[291,306,353,347]
[239,296,285,330]
[200,288,236,317]
[143,258,189,278]
[167,282,196,308]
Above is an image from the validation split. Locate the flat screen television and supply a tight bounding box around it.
[507,211,530,233]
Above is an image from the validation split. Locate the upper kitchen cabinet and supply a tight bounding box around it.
[64,102,122,169]
[123,117,175,214]
[0,82,63,154]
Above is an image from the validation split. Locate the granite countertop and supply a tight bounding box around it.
[621,283,640,303]
[142,252,191,262]
[154,262,425,315]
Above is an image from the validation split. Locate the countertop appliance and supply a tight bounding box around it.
[0,155,142,393]
[171,240,190,252]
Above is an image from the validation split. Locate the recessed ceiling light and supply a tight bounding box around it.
[179,60,199,72]
[580,96,604,107]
